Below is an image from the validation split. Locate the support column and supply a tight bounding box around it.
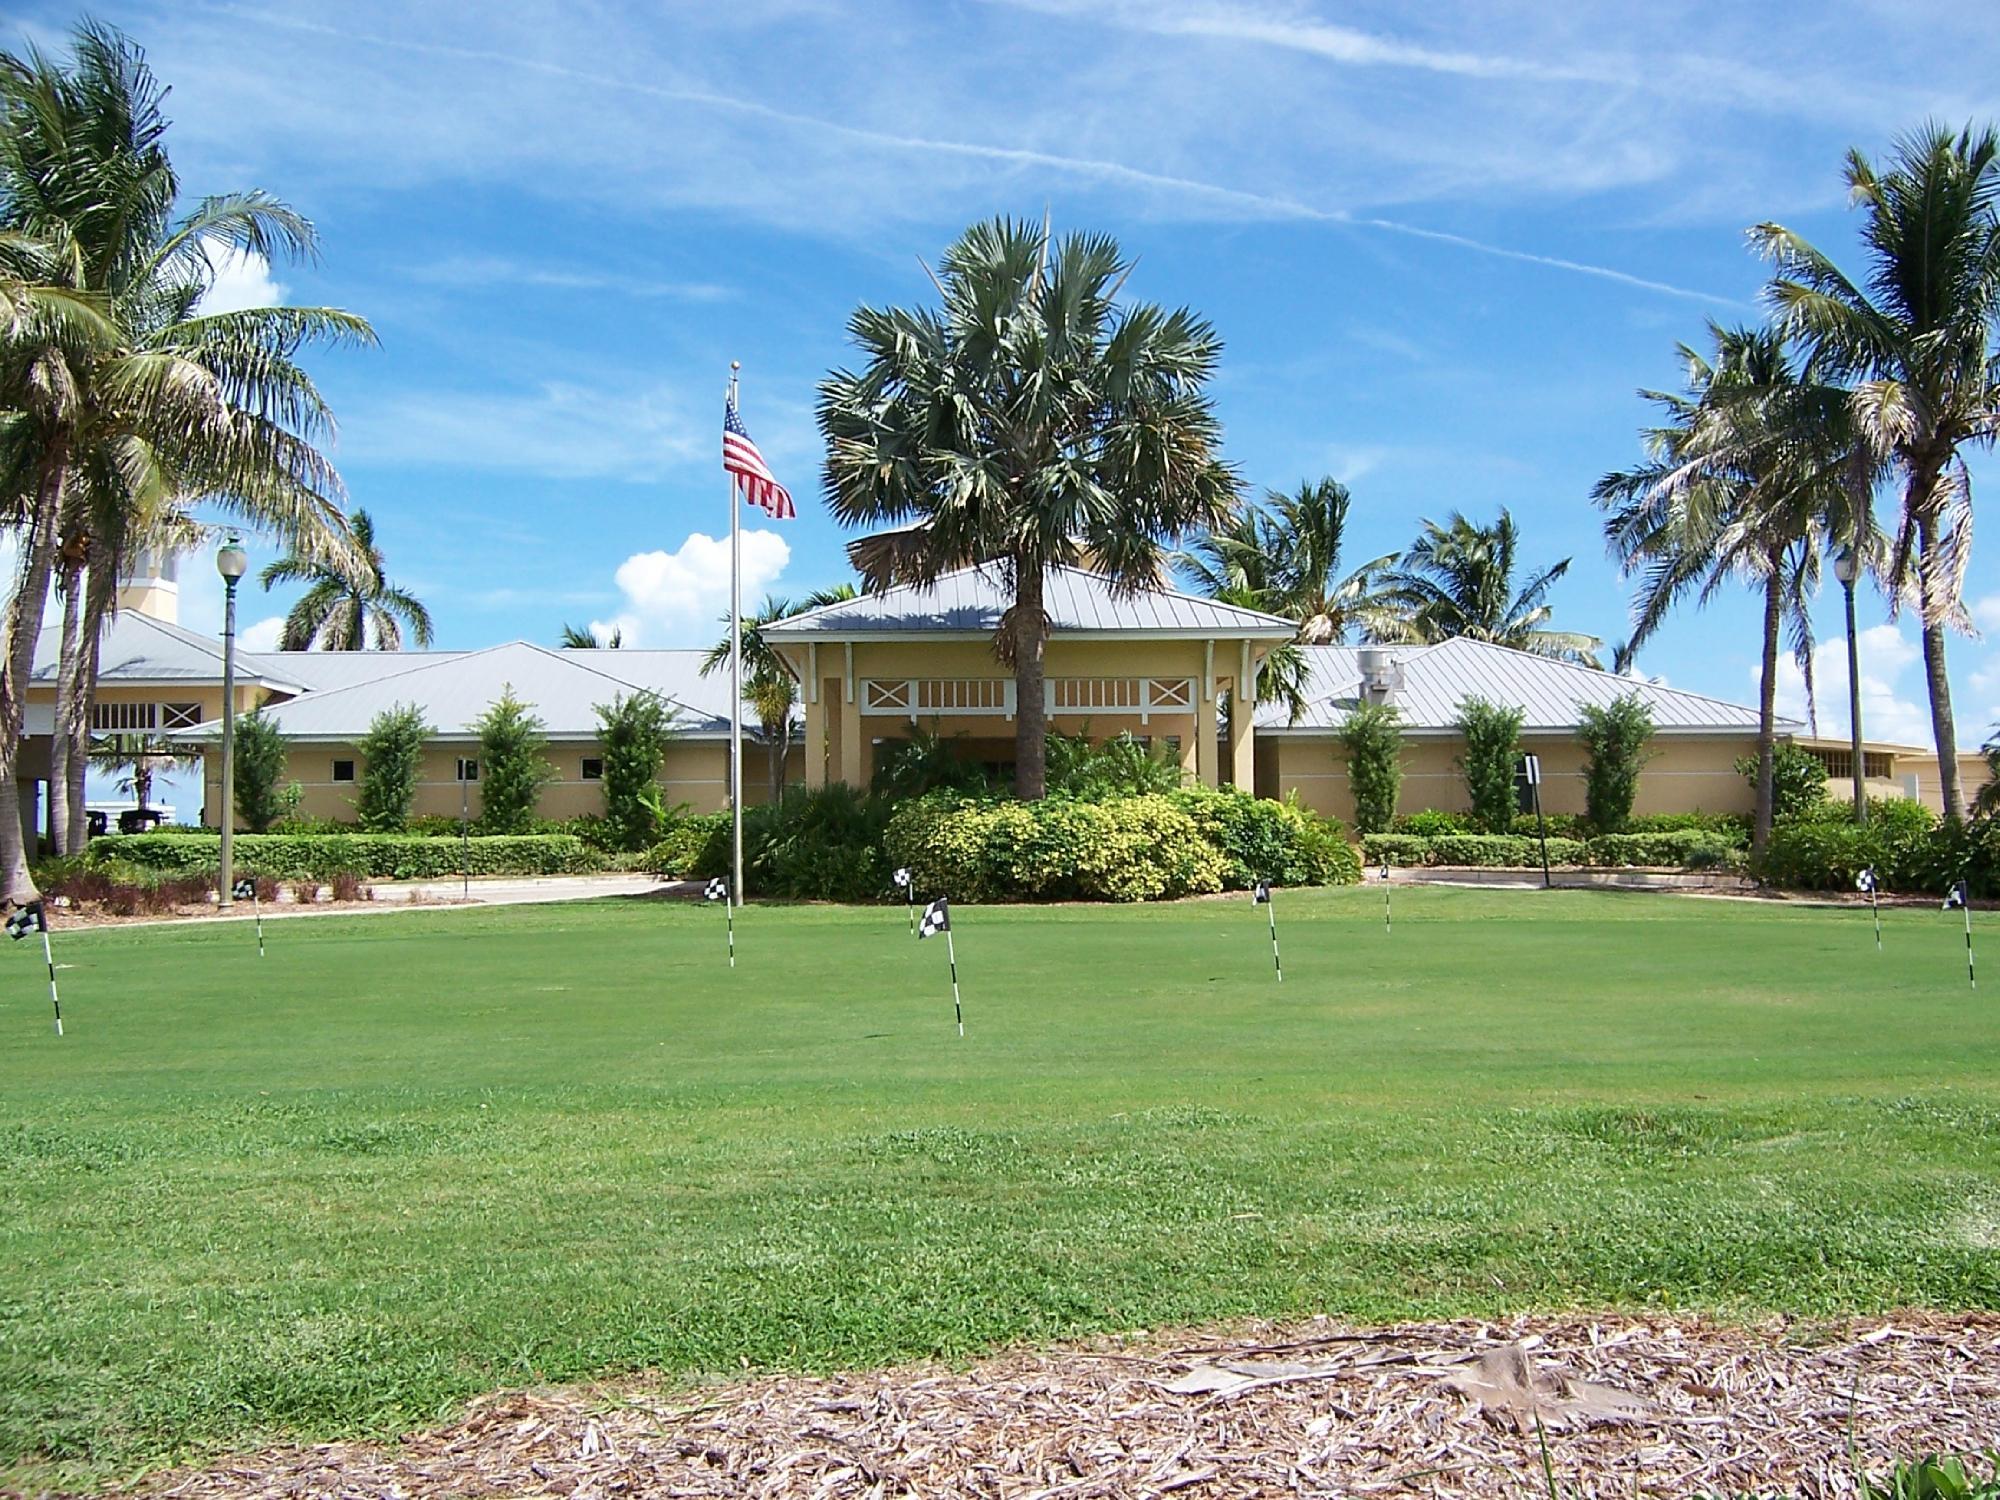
[803,690,828,789]
[1196,683,1219,788]
[1227,684,1254,790]
[838,687,861,790]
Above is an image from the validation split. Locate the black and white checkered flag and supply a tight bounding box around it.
[918,897,950,938]
[1252,880,1271,904]
[1855,867,1876,895]
[233,878,255,901]
[892,867,912,889]
[1251,881,1282,981]
[5,901,44,941]
[706,877,729,903]
[1944,881,1967,911]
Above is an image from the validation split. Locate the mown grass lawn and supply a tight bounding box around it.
[2,886,1996,1485]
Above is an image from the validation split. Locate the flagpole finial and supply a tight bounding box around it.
[730,360,741,370]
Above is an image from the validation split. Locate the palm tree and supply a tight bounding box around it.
[1752,125,2000,822]
[260,509,430,651]
[558,622,620,649]
[817,216,1237,798]
[1594,325,1870,851]
[0,23,369,888]
[88,730,195,817]
[1371,509,1602,665]
[700,585,857,799]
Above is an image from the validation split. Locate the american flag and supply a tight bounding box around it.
[723,393,795,520]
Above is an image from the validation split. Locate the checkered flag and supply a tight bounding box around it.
[1252,880,1271,904]
[918,897,950,938]
[1855,867,1876,894]
[1251,881,1282,981]
[1944,881,1967,911]
[233,878,255,902]
[706,877,729,903]
[892,867,912,889]
[1945,879,1975,988]
[5,901,44,941]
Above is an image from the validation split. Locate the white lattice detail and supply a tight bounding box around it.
[1045,678,1196,724]
[861,679,1015,718]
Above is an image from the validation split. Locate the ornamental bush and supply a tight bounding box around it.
[1577,693,1656,833]
[354,703,430,832]
[1736,742,1829,824]
[232,711,297,833]
[1167,786,1358,888]
[95,832,594,880]
[1455,697,1524,834]
[744,783,893,901]
[595,691,676,851]
[645,814,728,879]
[1394,809,1474,836]
[1584,831,1738,867]
[1337,701,1403,835]
[473,687,555,835]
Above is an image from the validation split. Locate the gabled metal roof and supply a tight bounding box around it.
[32,611,308,690]
[762,565,1296,640]
[1257,636,1795,734]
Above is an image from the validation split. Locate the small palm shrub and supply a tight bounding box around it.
[872,722,995,799]
[744,783,893,901]
[1046,728,1184,798]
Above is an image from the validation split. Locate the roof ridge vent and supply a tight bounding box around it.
[1356,646,1404,707]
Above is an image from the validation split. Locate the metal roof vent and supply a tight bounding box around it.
[1357,648,1404,706]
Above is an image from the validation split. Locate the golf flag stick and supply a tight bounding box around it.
[1945,880,1974,988]
[918,896,961,1036]
[1381,858,1392,935]
[8,901,58,1035]
[706,877,734,968]
[1253,880,1282,982]
[1857,866,1879,952]
[893,866,914,935]
[234,878,264,958]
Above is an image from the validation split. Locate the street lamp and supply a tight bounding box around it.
[1833,548,1866,826]
[216,534,249,907]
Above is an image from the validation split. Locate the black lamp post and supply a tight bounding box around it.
[216,534,249,906]
[1833,548,1866,825]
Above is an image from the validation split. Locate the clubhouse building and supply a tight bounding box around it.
[21,558,1980,836]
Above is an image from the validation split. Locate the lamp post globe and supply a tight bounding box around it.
[1833,549,1858,586]
[217,535,248,907]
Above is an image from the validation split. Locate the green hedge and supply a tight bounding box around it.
[645,815,728,880]
[1584,831,1741,867]
[1753,805,1995,897]
[1167,787,1359,889]
[1362,831,1732,870]
[94,832,596,881]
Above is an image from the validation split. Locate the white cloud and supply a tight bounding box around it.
[196,238,286,314]
[1769,622,1933,747]
[595,530,791,646]
[1971,595,2000,633]
[238,616,287,652]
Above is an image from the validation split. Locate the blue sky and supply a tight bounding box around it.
[17,0,2000,755]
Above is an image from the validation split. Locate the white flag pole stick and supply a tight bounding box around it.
[1965,891,1975,990]
[908,887,916,936]
[727,885,736,970]
[1267,892,1283,983]
[40,921,61,1036]
[945,926,962,1037]
[1871,883,1880,953]
[727,362,745,917]
[253,883,265,958]
[1383,863,1392,935]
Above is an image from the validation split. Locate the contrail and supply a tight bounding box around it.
[201,4,1739,307]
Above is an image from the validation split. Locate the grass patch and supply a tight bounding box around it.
[1,886,1996,1484]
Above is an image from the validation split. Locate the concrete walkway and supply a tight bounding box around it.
[371,873,674,906]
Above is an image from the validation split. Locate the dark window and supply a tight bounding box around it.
[331,759,356,783]
[580,757,604,781]
[456,758,479,782]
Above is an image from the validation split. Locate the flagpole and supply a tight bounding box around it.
[727,361,745,910]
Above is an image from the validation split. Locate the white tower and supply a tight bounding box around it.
[116,547,181,624]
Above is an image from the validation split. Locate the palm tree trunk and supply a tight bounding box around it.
[46,566,82,855]
[1915,511,1965,822]
[0,446,69,903]
[1011,562,1048,800]
[1752,562,1782,856]
[64,546,117,854]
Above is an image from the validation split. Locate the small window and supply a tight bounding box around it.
[330,758,356,783]
[580,757,604,781]
[456,758,480,782]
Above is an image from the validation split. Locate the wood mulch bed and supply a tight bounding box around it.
[111,1311,1999,1498]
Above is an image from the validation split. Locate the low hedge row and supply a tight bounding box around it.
[94,832,596,881]
[1755,811,1997,897]
[1391,808,1750,841]
[1362,829,1737,870]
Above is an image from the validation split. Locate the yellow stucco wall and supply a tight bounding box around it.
[199,738,805,828]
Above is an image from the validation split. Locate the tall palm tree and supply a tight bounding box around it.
[700,584,857,800]
[1594,325,1870,851]
[1752,125,2000,822]
[261,509,430,651]
[557,622,621,649]
[88,730,195,817]
[0,22,368,889]
[1371,509,1602,665]
[817,216,1237,798]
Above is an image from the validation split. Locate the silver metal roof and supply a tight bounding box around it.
[32,612,307,690]
[1257,637,1795,734]
[762,565,1296,640]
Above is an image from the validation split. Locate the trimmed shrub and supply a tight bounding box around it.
[1624,811,1751,840]
[1584,831,1738,867]
[1394,809,1474,836]
[596,692,675,851]
[1509,810,1587,838]
[96,832,594,881]
[644,814,729,880]
[1362,833,1587,868]
[1168,787,1360,888]
[1338,702,1403,835]
[473,687,555,834]
[1364,833,1433,868]
[354,703,430,832]
[1455,697,1524,834]
[232,711,297,833]
[1577,693,1656,833]
[1737,742,1829,825]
